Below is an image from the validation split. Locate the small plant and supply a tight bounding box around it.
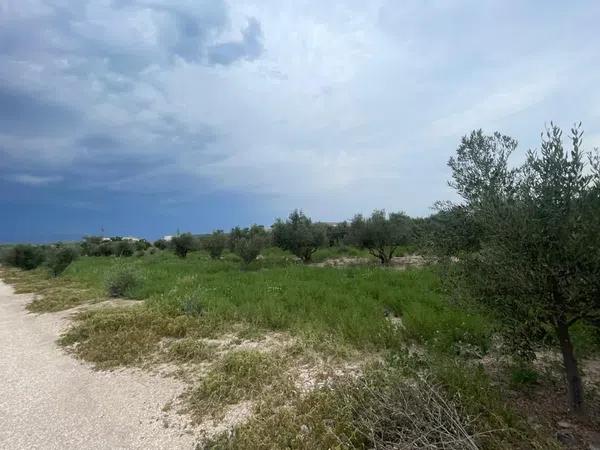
[105,268,142,298]
[168,338,213,362]
[46,246,79,276]
[510,365,539,387]
[180,296,203,316]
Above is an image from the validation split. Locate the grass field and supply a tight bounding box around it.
[3,250,595,448]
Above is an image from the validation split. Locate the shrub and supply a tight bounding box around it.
[46,246,79,276]
[202,230,227,259]
[105,268,142,298]
[272,210,326,263]
[1,244,46,270]
[153,239,168,250]
[172,233,195,258]
[115,240,135,257]
[134,239,151,252]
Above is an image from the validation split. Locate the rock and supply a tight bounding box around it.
[557,420,573,428]
[556,430,577,446]
[300,424,310,435]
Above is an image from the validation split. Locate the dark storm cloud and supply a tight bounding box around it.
[0,87,81,137]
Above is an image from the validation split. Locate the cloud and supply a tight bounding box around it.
[1,0,599,226]
[207,18,263,65]
[8,174,64,186]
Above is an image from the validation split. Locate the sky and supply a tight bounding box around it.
[1,0,599,243]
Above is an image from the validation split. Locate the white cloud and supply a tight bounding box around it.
[9,174,63,186]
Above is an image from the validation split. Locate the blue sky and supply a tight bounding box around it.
[1,0,599,243]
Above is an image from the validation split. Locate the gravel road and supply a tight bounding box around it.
[0,280,197,450]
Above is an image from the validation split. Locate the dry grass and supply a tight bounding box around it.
[0,266,101,312]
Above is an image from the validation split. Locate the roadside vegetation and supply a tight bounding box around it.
[1,123,599,448]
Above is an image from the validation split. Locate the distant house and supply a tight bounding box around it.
[123,236,141,242]
[162,235,174,242]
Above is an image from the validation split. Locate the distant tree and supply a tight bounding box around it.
[81,236,103,256]
[447,124,600,414]
[153,239,168,250]
[98,242,114,256]
[228,226,245,252]
[172,233,195,258]
[233,235,267,264]
[348,210,412,264]
[203,230,227,259]
[228,225,269,251]
[115,240,135,257]
[272,210,326,263]
[134,239,151,252]
[325,221,349,247]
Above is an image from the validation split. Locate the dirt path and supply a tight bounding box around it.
[0,280,196,450]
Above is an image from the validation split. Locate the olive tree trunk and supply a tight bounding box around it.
[556,320,584,414]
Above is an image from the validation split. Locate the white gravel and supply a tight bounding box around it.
[0,280,198,450]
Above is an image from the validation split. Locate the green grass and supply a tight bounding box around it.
[1,251,567,448]
[43,252,493,355]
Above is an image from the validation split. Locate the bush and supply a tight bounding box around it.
[272,210,326,263]
[46,246,79,276]
[172,233,195,258]
[105,268,142,298]
[1,244,46,270]
[203,230,227,259]
[115,240,135,257]
[153,239,168,250]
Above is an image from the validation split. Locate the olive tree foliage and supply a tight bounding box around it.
[272,210,326,263]
[422,202,482,257]
[172,233,195,258]
[325,221,349,247]
[202,230,227,259]
[348,210,412,264]
[229,225,269,264]
[447,124,600,414]
[234,236,266,264]
[47,245,79,276]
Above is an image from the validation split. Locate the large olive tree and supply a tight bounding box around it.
[447,124,600,413]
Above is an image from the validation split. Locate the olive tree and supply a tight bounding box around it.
[447,124,600,414]
[234,235,267,264]
[203,230,227,259]
[172,233,195,258]
[348,210,412,264]
[272,210,326,263]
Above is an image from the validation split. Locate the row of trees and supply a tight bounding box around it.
[168,209,416,265]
